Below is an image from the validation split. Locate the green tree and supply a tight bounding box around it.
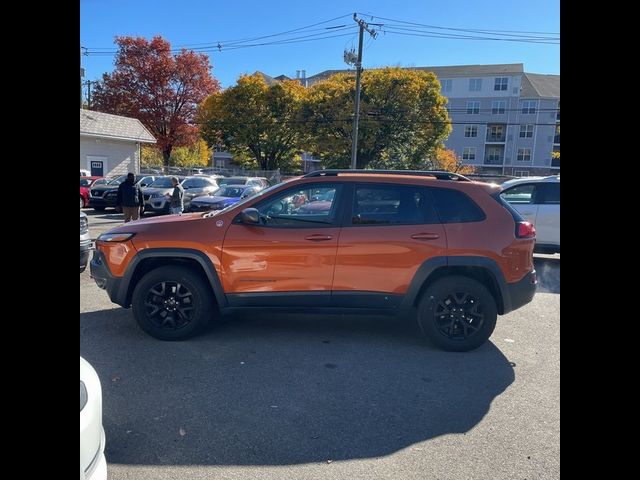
[302,67,451,169]
[141,145,164,168]
[170,139,211,167]
[431,148,476,174]
[199,73,305,171]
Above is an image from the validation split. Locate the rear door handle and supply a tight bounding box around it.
[304,234,333,241]
[411,233,440,240]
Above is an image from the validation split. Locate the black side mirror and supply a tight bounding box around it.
[240,208,260,224]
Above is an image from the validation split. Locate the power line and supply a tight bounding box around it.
[356,12,559,36]
[381,28,558,44]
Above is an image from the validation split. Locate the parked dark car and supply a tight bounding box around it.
[188,185,260,212]
[90,175,156,211]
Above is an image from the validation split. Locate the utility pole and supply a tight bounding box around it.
[349,14,377,169]
[80,46,88,108]
[86,80,92,109]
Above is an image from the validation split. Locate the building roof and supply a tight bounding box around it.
[80,109,156,143]
[253,71,279,86]
[303,64,525,86]
[408,63,525,77]
[521,73,560,98]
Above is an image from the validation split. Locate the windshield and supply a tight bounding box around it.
[80,178,95,187]
[107,175,127,185]
[148,177,177,188]
[216,186,247,198]
[218,177,247,186]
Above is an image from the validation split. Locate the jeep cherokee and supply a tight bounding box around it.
[90,170,537,351]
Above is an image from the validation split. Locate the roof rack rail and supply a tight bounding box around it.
[303,169,471,181]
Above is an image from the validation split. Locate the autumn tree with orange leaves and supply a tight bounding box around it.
[92,36,220,167]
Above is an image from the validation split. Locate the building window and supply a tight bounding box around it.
[514,170,530,177]
[492,101,506,114]
[494,77,509,91]
[521,100,537,114]
[486,146,503,163]
[463,147,476,161]
[464,125,478,137]
[466,101,480,114]
[441,79,452,93]
[517,148,532,162]
[519,124,534,138]
[469,78,482,92]
[487,124,505,142]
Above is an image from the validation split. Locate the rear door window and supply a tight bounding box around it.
[431,188,486,223]
[351,184,439,225]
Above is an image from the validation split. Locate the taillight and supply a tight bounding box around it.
[516,221,536,238]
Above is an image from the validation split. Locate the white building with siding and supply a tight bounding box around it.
[80,109,156,177]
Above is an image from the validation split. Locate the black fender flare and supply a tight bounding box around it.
[122,248,227,308]
[400,256,510,314]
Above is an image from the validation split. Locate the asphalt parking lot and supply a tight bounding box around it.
[80,209,559,480]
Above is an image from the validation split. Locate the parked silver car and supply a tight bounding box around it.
[142,176,186,215]
[80,211,91,272]
[181,176,220,207]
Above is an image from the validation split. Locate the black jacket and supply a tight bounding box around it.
[116,179,144,207]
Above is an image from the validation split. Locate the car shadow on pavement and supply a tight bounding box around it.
[533,255,560,294]
[81,308,515,467]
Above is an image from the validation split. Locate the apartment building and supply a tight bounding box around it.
[226,64,560,176]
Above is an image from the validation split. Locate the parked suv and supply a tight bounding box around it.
[218,176,269,190]
[90,175,156,211]
[142,176,186,214]
[91,170,537,352]
[500,175,559,253]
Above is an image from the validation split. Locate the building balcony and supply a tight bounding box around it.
[484,157,504,166]
[485,135,506,143]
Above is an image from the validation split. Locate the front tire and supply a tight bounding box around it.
[417,276,497,352]
[131,266,215,340]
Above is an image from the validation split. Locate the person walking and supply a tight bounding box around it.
[166,176,184,215]
[116,173,144,223]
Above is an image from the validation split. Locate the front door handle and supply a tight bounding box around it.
[411,233,440,240]
[304,234,333,242]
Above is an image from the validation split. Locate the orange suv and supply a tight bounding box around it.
[90,170,537,351]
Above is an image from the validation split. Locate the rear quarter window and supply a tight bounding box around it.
[431,188,486,223]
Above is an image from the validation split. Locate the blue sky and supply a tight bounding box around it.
[80,0,559,88]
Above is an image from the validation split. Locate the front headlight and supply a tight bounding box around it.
[97,233,136,242]
[80,381,88,411]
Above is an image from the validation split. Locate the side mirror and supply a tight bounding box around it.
[140,183,147,187]
[240,208,260,224]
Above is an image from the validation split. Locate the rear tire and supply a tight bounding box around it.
[131,265,215,340]
[417,276,497,352]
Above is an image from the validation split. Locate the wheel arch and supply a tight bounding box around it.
[401,256,510,315]
[122,248,227,310]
